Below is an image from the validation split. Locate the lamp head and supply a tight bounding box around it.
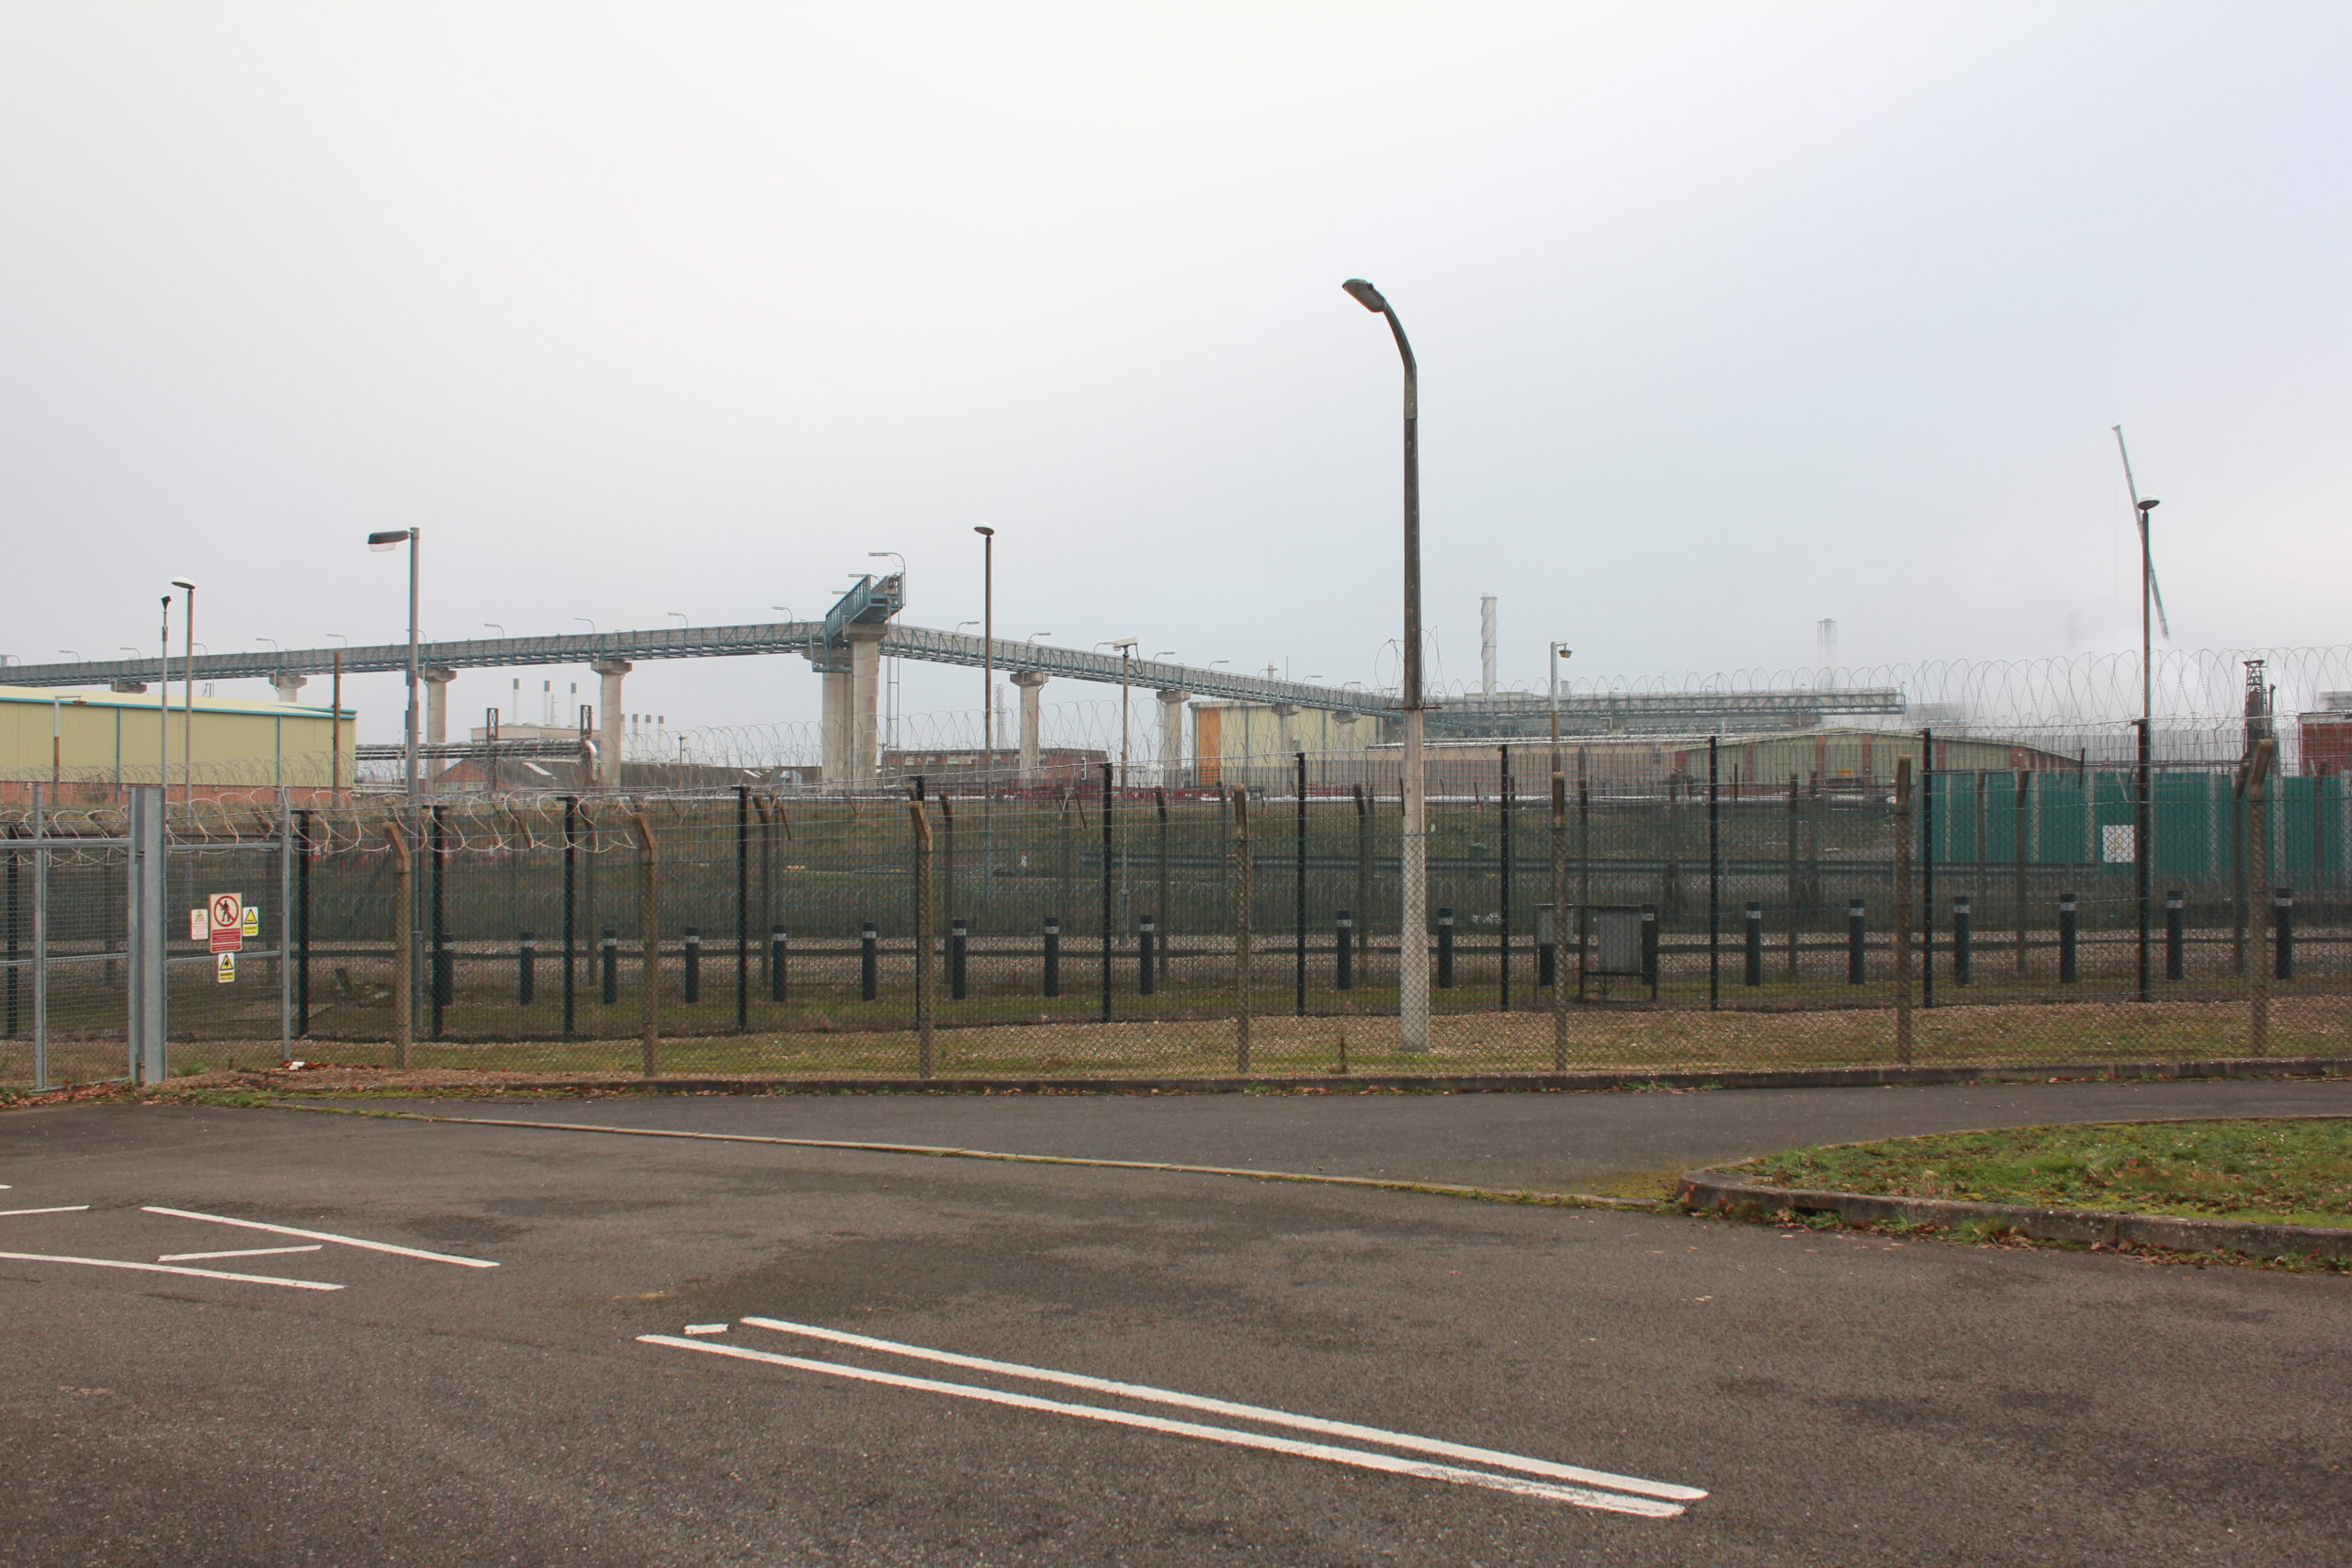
[367,529,413,551]
[171,579,196,591]
[2137,498,2160,513]
[1341,278,1389,313]
[973,525,994,537]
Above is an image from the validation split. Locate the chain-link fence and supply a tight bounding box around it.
[5,734,2345,1086]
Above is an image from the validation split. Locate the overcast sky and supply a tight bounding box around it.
[5,3,2346,742]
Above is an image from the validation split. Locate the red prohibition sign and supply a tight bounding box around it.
[211,894,240,929]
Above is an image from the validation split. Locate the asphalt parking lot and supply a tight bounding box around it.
[4,1084,2348,1566]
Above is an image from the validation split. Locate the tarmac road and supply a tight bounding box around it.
[2,1089,2346,1566]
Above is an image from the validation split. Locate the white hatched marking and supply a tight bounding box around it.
[158,1245,324,1263]
[142,1207,498,1268]
[740,1314,1704,1504]
[0,1250,342,1291]
[639,1335,1690,1517]
[0,1206,90,1217]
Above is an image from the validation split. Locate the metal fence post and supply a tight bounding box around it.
[1232,784,1251,1074]
[1295,752,1308,1018]
[912,798,935,1079]
[632,811,659,1077]
[381,819,413,1070]
[2245,739,2273,1054]
[296,808,312,1037]
[277,795,293,1061]
[1102,761,1115,1024]
[1706,736,1720,1011]
[1498,746,1513,1012]
[127,786,168,1086]
[30,786,48,1089]
[1550,769,1568,1071]
[561,796,578,1036]
[1893,757,1914,1064]
[735,785,750,1032]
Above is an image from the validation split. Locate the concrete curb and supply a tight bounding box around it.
[225,1055,2352,1098]
[1678,1168,2352,1262]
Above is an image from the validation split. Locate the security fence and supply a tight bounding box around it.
[4,740,2346,1087]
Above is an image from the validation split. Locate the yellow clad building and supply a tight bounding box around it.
[0,684,354,804]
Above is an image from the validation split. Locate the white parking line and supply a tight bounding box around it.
[738,1315,1705,1504]
[0,1250,343,1291]
[158,1245,325,1263]
[0,1206,90,1217]
[640,1335,1685,1515]
[141,1207,499,1268]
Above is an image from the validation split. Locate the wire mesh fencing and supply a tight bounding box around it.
[4,737,2346,1087]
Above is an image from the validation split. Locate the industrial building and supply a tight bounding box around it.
[0,683,352,804]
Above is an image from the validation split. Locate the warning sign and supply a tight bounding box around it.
[188,908,206,942]
[242,906,260,938]
[208,893,244,954]
[216,952,237,984]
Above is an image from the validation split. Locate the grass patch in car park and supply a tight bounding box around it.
[1741,1118,2352,1231]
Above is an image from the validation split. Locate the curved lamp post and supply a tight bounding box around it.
[1341,277,1429,1051]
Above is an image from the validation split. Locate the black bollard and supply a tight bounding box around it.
[601,927,618,1004]
[1952,896,1972,986]
[1043,916,1060,998]
[769,926,788,1003]
[1437,907,1455,989]
[1847,900,1866,986]
[2058,893,2077,984]
[1743,901,1763,987]
[2275,888,2295,980]
[950,918,969,1001]
[860,921,878,1002]
[518,931,536,1007]
[1136,915,1155,998]
[1335,909,1353,992]
[2165,890,2184,981]
[683,928,700,1005]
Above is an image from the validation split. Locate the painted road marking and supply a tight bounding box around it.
[0,1251,343,1291]
[158,1245,325,1263]
[739,1315,1705,1505]
[0,1206,91,1217]
[683,1324,729,1335]
[640,1335,1686,1517]
[141,1207,499,1268]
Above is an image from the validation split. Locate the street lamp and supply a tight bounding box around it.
[2136,494,2161,1004]
[1341,276,1430,1050]
[169,580,197,810]
[667,612,688,629]
[482,623,504,639]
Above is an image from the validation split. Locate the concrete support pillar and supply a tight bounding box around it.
[1157,690,1187,786]
[421,668,458,746]
[846,626,884,782]
[1272,704,1299,758]
[1012,671,1048,783]
[591,660,631,790]
[809,629,887,784]
[270,672,309,705]
[1333,711,1360,751]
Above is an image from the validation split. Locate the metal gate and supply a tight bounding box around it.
[3,786,296,1090]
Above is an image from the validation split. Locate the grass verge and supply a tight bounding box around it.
[1739,1118,2352,1230]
